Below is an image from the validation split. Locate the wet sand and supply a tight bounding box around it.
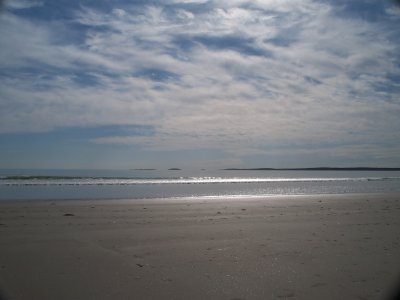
[1,193,400,300]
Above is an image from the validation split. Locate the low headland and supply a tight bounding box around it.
[223,167,400,171]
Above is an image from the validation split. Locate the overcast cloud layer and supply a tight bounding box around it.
[0,0,400,168]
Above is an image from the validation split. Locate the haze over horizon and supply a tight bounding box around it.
[1,0,399,169]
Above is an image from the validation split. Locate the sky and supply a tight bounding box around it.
[0,0,400,169]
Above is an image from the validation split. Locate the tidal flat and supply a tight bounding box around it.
[0,194,400,299]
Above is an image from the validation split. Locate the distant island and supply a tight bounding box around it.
[168,168,181,170]
[223,167,400,171]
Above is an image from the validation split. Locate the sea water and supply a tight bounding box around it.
[0,169,400,200]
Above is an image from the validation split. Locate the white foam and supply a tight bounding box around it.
[1,176,399,186]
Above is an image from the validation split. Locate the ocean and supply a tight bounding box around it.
[1,169,400,201]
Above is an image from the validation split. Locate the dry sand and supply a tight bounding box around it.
[0,193,400,300]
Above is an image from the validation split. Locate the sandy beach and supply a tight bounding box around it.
[1,193,400,300]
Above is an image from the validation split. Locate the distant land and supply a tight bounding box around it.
[131,168,183,171]
[223,167,400,171]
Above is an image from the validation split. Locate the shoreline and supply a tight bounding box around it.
[2,190,400,203]
[1,193,400,299]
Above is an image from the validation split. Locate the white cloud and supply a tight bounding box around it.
[112,8,126,17]
[5,0,43,9]
[0,0,399,162]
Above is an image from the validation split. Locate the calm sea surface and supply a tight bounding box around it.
[1,169,400,200]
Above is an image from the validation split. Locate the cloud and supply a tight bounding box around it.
[0,0,399,163]
[5,0,43,9]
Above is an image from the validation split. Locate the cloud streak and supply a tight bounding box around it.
[5,0,43,9]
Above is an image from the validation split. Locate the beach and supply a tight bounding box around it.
[1,194,400,300]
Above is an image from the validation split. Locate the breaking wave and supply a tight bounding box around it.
[1,175,399,186]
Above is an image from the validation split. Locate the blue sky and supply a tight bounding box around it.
[0,0,400,169]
